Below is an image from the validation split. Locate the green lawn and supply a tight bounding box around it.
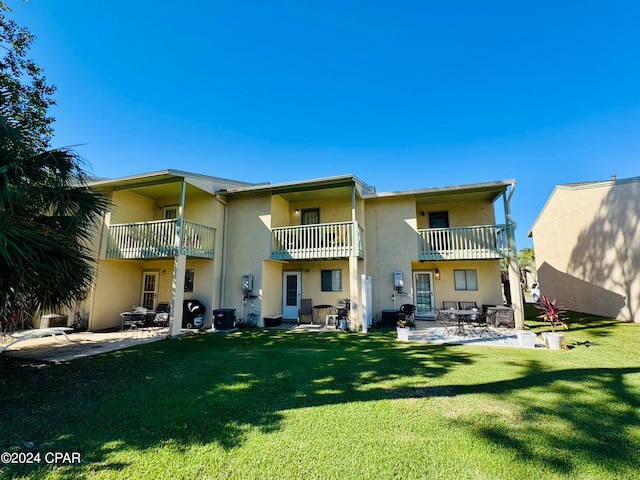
[1,307,639,479]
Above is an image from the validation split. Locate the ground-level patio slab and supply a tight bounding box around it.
[0,329,169,364]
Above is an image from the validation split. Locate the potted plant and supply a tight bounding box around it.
[396,318,410,341]
[536,295,568,350]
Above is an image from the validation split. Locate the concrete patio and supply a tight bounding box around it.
[269,320,544,348]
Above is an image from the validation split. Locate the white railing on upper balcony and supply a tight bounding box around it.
[271,221,364,260]
[417,224,510,261]
[106,219,216,259]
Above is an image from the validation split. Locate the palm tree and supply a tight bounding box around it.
[0,113,108,323]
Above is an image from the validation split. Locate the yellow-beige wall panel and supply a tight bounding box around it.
[411,260,503,310]
[416,200,496,229]
[271,195,290,228]
[110,191,155,224]
[224,193,272,317]
[261,260,284,323]
[90,261,144,330]
[288,197,352,225]
[365,196,417,316]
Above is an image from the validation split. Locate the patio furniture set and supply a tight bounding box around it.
[434,301,513,337]
[119,303,170,336]
[300,299,351,330]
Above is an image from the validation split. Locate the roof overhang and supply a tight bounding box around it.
[363,179,515,205]
[88,169,253,200]
[218,174,376,200]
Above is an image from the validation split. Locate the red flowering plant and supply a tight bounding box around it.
[535,295,568,333]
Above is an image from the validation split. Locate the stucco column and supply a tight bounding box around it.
[170,254,187,336]
[349,255,360,331]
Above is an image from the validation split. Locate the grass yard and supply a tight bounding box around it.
[1,307,639,479]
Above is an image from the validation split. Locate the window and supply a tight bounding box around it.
[321,270,342,292]
[301,208,320,225]
[184,269,195,292]
[428,211,449,228]
[454,269,477,291]
[163,206,178,219]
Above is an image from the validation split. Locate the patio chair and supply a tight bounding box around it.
[466,307,494,337]
[437,306,460,335]
[299,299,313,325]
[398,304,416,329]
[459,301,478,310]
[442,301,459,310]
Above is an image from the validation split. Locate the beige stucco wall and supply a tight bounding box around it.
[271,195,290,228]
[295,260,351,305]
[90,261,145,330]
[411,260,503,310]
[224,190,361,326]
[365,195,503,321]
[89,257,217,330]
[286,197,353,225]
[261,260,283,323]
[110,191,155,224]
[89,182,223,331]
[532,180,640,322]
[184,258,217,327]
[416,200,496,229]
[223,193,273,321]
[364,196,418,317]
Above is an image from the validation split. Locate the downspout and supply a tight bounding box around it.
[216,195,229,309]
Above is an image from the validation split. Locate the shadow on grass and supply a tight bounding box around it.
[450,360,640,476]
[0,330,473,477]
[523,302,626,336]
[1,324,639,478]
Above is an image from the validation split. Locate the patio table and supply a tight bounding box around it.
[437,309,475,336]
[120,310,155,331]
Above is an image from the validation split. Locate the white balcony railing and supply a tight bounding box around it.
[106,219,215,259]
[418,224,510,261]
[271,222,364,260]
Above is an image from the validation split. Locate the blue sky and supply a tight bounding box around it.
[10,0,640,248]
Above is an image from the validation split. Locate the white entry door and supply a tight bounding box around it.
[141,272,159,310]
[414,272,435,318]
[282,271,301,320]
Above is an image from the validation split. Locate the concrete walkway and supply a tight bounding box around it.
[0,328,168,363]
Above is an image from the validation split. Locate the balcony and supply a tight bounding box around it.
[271,222,364,260]
[418,224,510,261]
[106,219,216,260]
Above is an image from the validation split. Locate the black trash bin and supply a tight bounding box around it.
[182,300,206,328]
[213,309,236,330]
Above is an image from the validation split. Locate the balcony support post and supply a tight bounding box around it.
[503,183,524,329]
[349,255,360,332]
[170,254,187,336]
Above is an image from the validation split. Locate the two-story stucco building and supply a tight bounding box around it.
[529,175,640,323]
[82,171,523,333]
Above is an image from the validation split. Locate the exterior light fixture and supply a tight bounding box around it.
[435,268,440,280]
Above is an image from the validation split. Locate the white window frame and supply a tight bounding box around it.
[454,269,478,291]
[321,269,342,292]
